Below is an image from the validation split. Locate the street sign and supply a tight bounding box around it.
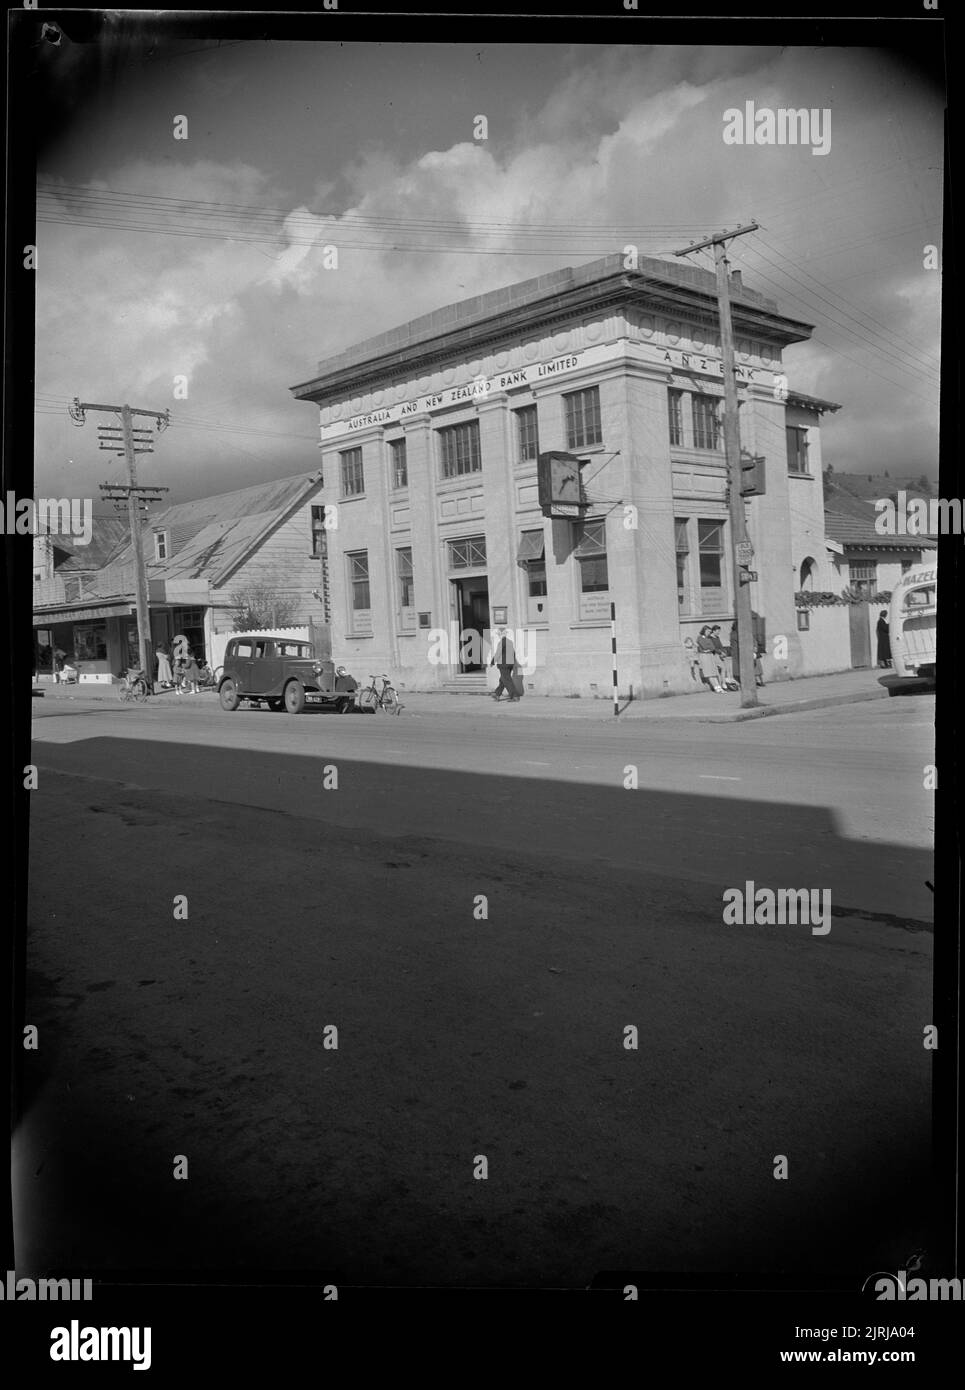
[736,541,754,566]
[740,570,758,585]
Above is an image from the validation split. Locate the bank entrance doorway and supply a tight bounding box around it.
[451,575,490,673]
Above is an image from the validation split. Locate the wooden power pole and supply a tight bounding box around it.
[69,398,169,689]
[674,224,760,709]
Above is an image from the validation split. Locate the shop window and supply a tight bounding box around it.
[564,386,602,450]
[389,438,408,489]
[698,519,726,614]
[692,394,721,450]
[439,421,481,479]
[573,517,609,620]
[171,608,206,664]
[514,405,539,463]
[74,624,107,661]
[340,447,364,497]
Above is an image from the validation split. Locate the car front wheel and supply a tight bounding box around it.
[284,680,306,714]
[220,678,240,711]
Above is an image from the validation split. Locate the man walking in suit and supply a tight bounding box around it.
[490,627,518,702]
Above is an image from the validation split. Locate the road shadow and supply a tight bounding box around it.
[17,735,938,1288]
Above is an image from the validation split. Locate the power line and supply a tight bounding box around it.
[746,227,941,363]
[739,236,939,388]
[723,255,939,408]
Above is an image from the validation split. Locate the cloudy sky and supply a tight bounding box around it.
[31,37,944,511]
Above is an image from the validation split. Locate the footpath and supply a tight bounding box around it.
[33,667,917,723]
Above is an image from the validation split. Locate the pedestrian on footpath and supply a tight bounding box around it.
[176,648,201,694]
[696,626,724,693]
[752,610,766,687]
[490,626,519,702]
[876,610,892,667]
[709,625,738,690]
[156,643,174,688]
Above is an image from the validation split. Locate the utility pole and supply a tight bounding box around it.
[674,224,760,708]
[69,399,169,690]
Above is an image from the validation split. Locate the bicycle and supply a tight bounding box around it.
[357,673,402,714]
[118,668,150,702]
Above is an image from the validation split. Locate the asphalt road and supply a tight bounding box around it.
[18,694,935,1287]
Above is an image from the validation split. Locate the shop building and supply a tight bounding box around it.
[33,472,329,682]
[291,253,847,696]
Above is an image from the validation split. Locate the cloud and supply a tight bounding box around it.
[34,45,943,505]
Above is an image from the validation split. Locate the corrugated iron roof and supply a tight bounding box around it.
[54,517,130,571]
[105,470,322,587]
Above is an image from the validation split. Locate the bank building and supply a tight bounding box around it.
[291,253,839,697]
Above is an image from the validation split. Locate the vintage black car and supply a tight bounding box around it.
[218,635,358,714]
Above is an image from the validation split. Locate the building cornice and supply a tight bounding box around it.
[292,271,813,407]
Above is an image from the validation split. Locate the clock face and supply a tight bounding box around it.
[552,458,581,502]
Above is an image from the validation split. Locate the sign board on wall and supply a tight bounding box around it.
[317,339,768,443]
[579,593,612,622]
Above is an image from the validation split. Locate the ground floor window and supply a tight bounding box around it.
[396,547,416,629]
[573,517,610,621]
[517,527,547,622]
[848,560,877,596]
[675,518,691,613]
[74,623,108,661]
[170,607,206,664]
[348,550,372,634]
[698,519,726,615]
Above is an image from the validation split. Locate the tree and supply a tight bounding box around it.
[915,474,931,495]
[228,572,299,631]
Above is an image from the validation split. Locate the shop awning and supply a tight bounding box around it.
[516,530,545,567]
[33,602,134,626]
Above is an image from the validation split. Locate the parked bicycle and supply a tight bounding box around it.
[118,668,150,702]
[357,673,402,714]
